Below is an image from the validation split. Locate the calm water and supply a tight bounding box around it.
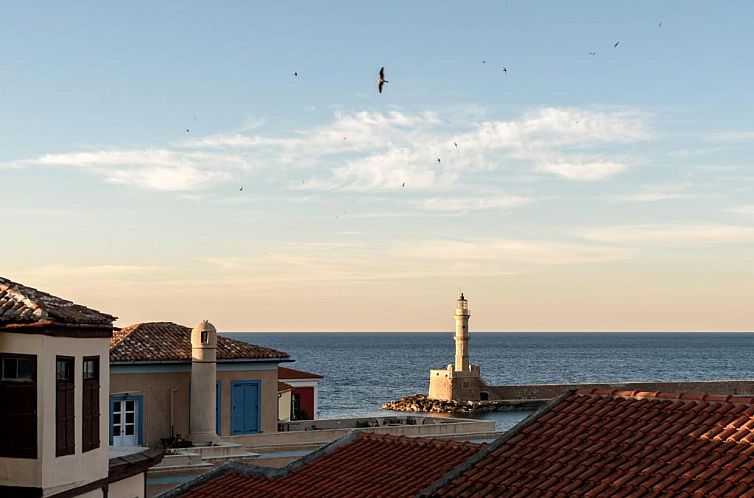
[225,332,754,431]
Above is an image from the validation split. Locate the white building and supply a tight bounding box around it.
[0,276,162,498]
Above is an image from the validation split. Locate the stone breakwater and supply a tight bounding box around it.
[382,394,545,414]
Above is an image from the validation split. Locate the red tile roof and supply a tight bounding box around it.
[424,389,754,497]
[0,276,115,326]
[168,432,482,498]
[278,366,323,380]
[110,322,289,362]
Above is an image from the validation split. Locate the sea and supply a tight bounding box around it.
[224,332,754,431]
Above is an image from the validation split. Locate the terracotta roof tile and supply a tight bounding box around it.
[0,276,115,326]
[171,432,481,498]
[426,389,754,497]
[278,366,323,380]
[110,322,289,362]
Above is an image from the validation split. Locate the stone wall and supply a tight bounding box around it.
[485,380,754,401]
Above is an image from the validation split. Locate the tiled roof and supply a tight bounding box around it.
[168,432,482,498]
[0,276,116,326]
[110,322,289,362]
[425,389,754,497]
[278,366,323,380]
[278,381,293,392]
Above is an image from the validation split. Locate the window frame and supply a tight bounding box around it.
[56,356,75,457]
[82,356,100,452]
[0,353,37,459]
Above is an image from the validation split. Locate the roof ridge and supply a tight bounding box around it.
[0,276,115,326]
[418,389,577,497]
[358,431,480,450]
[576,388,754,404]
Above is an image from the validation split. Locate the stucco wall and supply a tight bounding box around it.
[0,332,110,496]
[109,472,144,498]
[217,368,278,435]
[278,390,291,422]
[110,371,190,447]
[110,364,279,445]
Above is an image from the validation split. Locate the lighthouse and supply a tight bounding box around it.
[189,320,220,445]
[454,293,470,372]
[428,293,484,401]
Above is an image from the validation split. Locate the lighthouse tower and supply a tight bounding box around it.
[189,320,220,445]
[428,293,483,401]
[454,293,470,372]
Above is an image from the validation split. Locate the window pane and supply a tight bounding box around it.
[125,424,134,435]
[113,425,121,436]
[56,358,73,381]
[126,412,134,424]
[113,413,121,424]
[17,359,32,380]
[126,401,135,412]
[2,358,17,379]
[83,358,98,381]
[114,401,121,412]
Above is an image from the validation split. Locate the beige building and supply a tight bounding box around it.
[109,321,292,447]
[428,294,485,402]
[0,277,162,498]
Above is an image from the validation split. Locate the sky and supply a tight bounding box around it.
[2,1,754,331]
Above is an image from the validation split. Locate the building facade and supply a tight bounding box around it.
[109,321,292,447]
[278,366,322,421]
[0,277,161,498]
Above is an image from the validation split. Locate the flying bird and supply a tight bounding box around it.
[658,21,662,28]
[588,51,596,56]
[614,41,620,48]
[502,66,507,74]
[454,141,458,148]
[294,72,298,77]
[437,158,441,164]
[482,60,486,64]
[401,182,405,188]
[185,129,190,133]
[239,187,244,191]
[378,67,388,93]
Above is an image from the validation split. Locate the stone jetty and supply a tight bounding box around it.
[382,394,544,414]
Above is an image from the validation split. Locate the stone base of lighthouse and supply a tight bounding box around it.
[428,364,483,402]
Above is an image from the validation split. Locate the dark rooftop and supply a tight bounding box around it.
[162,432,482,498]
[110,321,290,363]
[424,389,754,497]
[0,276,116,327]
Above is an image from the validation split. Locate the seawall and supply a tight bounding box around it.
[385,379,754,413]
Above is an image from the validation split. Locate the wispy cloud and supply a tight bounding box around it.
[416,194,531,212]
[537,160,626,181]
[728,204,754,216]
[608,183,694,203]
[578,225,754,245]
[391,238,636,265]
[18,264,166,277]
[7,106,650,192]
[17,149,247,191]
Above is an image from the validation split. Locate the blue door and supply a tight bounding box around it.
[231,381,260,434]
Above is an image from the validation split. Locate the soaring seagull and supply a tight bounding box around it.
[614,41,620,48]
[378,67,388,93]
[502,66,507,74]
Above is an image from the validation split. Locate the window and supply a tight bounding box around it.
[2,356,34,381]
[201,330,208,344]
[82,357,100,452]
[0,354,37,458]
[56,356,75,456]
